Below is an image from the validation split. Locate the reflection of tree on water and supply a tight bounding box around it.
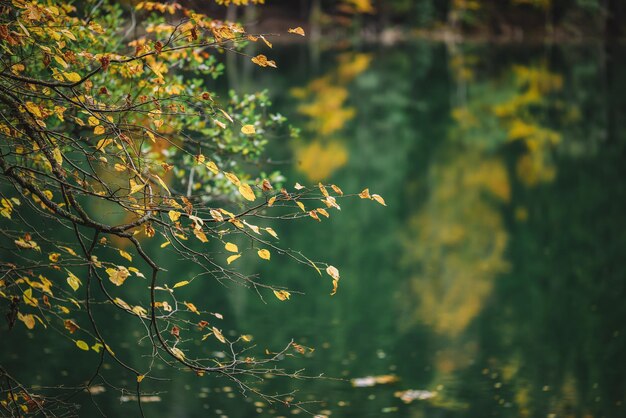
[290,53,372,181]
[401,56,563,339]
[403,151,510,336]
[399,46,626,418]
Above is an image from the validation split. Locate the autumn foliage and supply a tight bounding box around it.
[0,0,384,415]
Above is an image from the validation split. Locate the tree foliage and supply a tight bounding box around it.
[0,1,384,415]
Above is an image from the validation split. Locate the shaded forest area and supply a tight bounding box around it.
[185,0,626,42]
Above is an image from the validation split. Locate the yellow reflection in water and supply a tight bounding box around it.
[291,53,371,181]
[404,152,510,336]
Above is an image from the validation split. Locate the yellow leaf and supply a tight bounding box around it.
[94,125,105,135]
[244,220,261,234]
[317,208,330,218]
[238,183,256,201]
[318,183,329,197]
[132,305,147,317]
[76,340,90,351]
[273,290,291,301]
[257,249,270,260]
[220,208,236,219]
[152,174,171,195]
[54,105,66,121]
[294,182,305,190]
[212,327,226,343]
[22,288,37,307]
[59,247,78,257]
[259,35,272,48]
[268,196,276,207]
[18,313,35,329]
[160,241,171,248]
[359,188,371,199]
[173,280,189,288]
[226,254,241,265]
[11,63,25,74]
[106,266,130,286]
[331,278,339,296]
[54,55,68,67]
[372,194,386,206]
[168,210,181,222]
[326,265,340,280]
[52,147,63,166]
[309,210,321,222]
[119,250,132,262]
[323,196,341,210]
[194,229,208,243]
[64,72,82,82]
[288,27,306,36]
[250,54,277,68]
[241,334,252,342]
[171,347,185,360]
[95,138,111,152]
[210,209,224,221]
[67,271,81,291]
[88,116,99,126]
[184,301,199,314]
[225,242,239,253]
[205,161,219,174]
[219,108,233,123]
[296,201,305,212]
[241,124,256,135]
[224,172,240,186]
[25,102,42,118]
[129,179,145,194]
[137,375,145,383]
[264,227,278,239]
[146,130,156,142]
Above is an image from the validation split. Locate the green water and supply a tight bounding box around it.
[4,41,626,417]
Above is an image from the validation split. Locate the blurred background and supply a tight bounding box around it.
[6,1,626,417]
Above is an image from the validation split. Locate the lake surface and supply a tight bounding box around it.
[4,41,626,417]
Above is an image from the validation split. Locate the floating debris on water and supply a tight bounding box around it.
[351,374,399,387]
[394,389,437,403]
[120,395,162,403]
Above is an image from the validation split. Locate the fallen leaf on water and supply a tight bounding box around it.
[351,375,399,388]
[394,389,437,403]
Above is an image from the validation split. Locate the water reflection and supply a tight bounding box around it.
[3,41,626,417]
[290,53,372,181]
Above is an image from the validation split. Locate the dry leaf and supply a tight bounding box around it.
[288,27,305,36]
[273,290,291,301]
[372,194,386,206]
